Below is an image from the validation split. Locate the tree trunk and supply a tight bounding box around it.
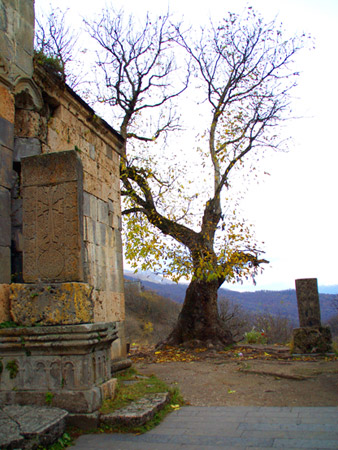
[163,277,233,347]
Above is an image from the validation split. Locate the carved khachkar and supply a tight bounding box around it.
[22,151,84,282]
[292,278,332,354]
[295,278,321,327]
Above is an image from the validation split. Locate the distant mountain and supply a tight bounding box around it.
[124,273,337,324]
[124,270,176,285]
[318,285,338,295]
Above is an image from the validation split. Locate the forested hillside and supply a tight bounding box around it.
[124,275,337,324]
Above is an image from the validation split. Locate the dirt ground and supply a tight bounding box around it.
[132,344,338,407]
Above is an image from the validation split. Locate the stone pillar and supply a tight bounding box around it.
[295,278,321,327]
[3,150,119,414]
[292,278,332,354]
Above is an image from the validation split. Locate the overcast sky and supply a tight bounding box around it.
[35,0,338,291]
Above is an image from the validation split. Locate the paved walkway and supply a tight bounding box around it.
[70,406,338,449]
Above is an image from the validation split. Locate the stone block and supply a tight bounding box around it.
[89,144,96,160]
[0,115,14,147]
[0,405,67,450]
[96,245,107,268]
[0,186,10,245]
[66,411,100,430]
[108,268,124,294]
[0,245,10,283]
[22,151,84,283]
[16,12,34,54]
[0,322,118,413]
[10,282,94,326]
[90,193,98,220]
[83,191,91,217]
[0,283,10,321]
[18,0,35,25]
[94,265,105,291]
[83,171,97,197]
[108,198,114,212]
[100,378,117,400]
[14,137,41,161]
[107,226,115,248]
[84,216,96,244]
[22,149,82,187]
[103,291,125,322]
[1,388,102,414]
[14,42,33,78]
[0,144,13,189]
[100,393,170,427]
[0,407,25,450]
[111,321,127,359]
[292,326,333,354]
[92,289,109,323]
[0,86,15,124]
[295,278,321,327]
[98,198,109,224]
[98,222,107,246]
[106,144,113,160]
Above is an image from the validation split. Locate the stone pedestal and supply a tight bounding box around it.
[0,323,118,413]
[292,326,333,354]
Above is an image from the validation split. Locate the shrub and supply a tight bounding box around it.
[244,328,267,344]
[252,312,294,344]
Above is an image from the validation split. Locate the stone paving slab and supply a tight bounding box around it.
[0,405,68,449]
[70,406,338,450]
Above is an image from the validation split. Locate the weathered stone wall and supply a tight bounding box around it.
[0,0,126,415]
[0,1,126,356]
[27,67,125,324]
[0,0,35,83]
[0,0,35,317]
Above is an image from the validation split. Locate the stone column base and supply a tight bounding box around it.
[291,326,333,354]
[0,322,118,413]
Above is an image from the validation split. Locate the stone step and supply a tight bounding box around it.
[67,391,171,431]
[100,392,170,428]
[0,405,68,449]
[0,393,171,448]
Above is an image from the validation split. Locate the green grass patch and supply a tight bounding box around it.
[97,367,184,433]
[100,367,176,414]
[99,385,184,434]
[37,432,72,450]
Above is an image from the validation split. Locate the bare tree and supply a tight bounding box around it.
[89,7,306,347]
[86,9,190,152]
[219,298,251,341]
[34,8,79,87]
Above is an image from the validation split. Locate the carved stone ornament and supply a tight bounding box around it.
[14,77,43,110]
[0,322,118,413]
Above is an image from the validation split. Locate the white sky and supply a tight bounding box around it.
[35,0,338,291]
